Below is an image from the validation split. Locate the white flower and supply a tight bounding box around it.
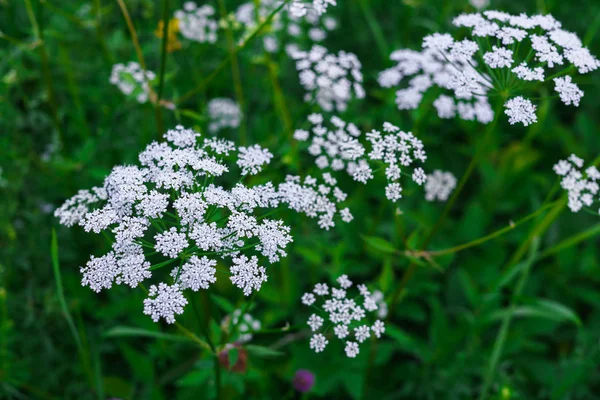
[109,62,155,103]
[237,145,273,175]
[425,170,457,202]
[334,324,349,339]
[372,320,385,338]
[302,293,316,306]
[512,63,544,81]
[553,76,583,106]
[385,183,403,202]
[229,255,267,296]
[354,325,371,343]
[310,333,328,353]
[155,227,189,259]
[483,46,514,68]
[172,256,217,291]
[308,314,324,331]
[412,168,427,185]
[174,3,218,44]
[294,45,364,112]
[143,283,188,324]
[504,96,537,126]
[337,274,352,289]
[207,98,242,133]
[344,341,360,358]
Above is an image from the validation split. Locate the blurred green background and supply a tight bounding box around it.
[1,0,600,399]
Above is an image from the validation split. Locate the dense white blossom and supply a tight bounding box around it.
[290,45,364,112]
[174,2,218,44]
[554,155,600,213]
[172,256,217,291]
[553,76,583,106]
[295,115,428,205]
[237,145,274,175]
[235,0,337,54]
[207,98,242,133]
[424,170,457,202]
[381,11,598,126]
[505,96,537,126]
[303,275,386,357]
[57,126,346,323]
[143,283,188,324]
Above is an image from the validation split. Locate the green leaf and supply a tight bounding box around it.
[486,299,582,327]
[180,109,207,123]
[210,294,236,314]
[104,326,191,342]
[228,347,239,367]
[386,324,428,360]
[245,344,284,358]
[361,235,397,254]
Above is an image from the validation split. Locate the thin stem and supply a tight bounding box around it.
[157,0,170,102]
[218,0,247,145]
[115,0,164,134]
[424,201,559,257]
[358,0,389,61]
[24,0,64,144]
[478,239,539,400]
[266,54,294,143]
[176,0,292,105]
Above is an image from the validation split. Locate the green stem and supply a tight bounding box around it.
[426,201,559,257]
[176,0,292,105]
[24,0,64,144]
[358,0,389,61]
[116,0,164,134]
[157,0,170,103]
[218,0,247,145]
[478,238,540,400]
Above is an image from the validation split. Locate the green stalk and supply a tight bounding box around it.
[218,0,247,145]
[478,238,540,400]
[358,0,389,61]
[157,0,170,103]
[51,230,98,397]
[115,0,164,135]
[176,0,292,105]
[24,0,64,144]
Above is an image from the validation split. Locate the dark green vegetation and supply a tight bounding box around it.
[2,0,600,399]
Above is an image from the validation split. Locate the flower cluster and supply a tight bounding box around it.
[302,275,386,358]
[289,0,337,18]
[207,98,243,134]
[424,170,457,202]
[174,2,218,44]
[294,115,428,203]
[235,0,337,54]
[109,62,155,104]
[290,45,365,112]
[221,309,262,343]
[554,154,600,213]
[380,11,599,126]
[55,126,353,323]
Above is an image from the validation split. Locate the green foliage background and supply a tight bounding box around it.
[1,0,600,399]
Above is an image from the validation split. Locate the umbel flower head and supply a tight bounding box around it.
[109,62,156,104]
[554,154,600,213]
[234,0,337,54]
[290,45,365,112]
[380,11,599,126]
[294,115,428,203]
[174,2,218,44]
[289,0,337,19]
[207,98,243,134]
[302,274,386,358]
[54,126,350,323]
